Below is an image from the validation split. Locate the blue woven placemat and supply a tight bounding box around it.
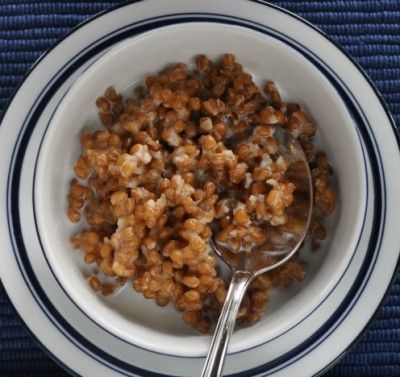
[0,1,399,376]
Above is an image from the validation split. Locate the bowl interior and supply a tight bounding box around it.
[35,22,366,357]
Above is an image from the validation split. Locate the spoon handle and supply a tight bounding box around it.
[201,270,253,377]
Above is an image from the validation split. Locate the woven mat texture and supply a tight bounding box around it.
[0,1,399,376]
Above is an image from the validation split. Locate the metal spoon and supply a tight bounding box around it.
[201,127,313,377]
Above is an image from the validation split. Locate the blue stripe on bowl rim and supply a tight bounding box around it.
[6,13,383,377]
[1,1,396,375]
[5,13,382,374]
[29,12,373,358]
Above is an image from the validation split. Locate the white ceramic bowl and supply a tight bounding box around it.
[35,22,366,357]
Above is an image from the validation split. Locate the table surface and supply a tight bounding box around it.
[0,1,399,376]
